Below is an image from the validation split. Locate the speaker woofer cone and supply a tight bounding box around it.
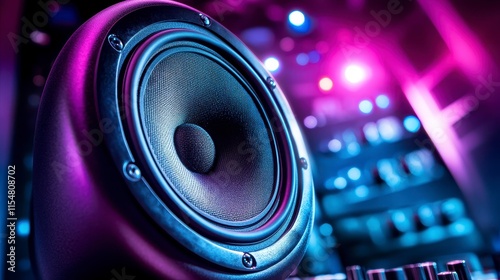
[123,29,293,238]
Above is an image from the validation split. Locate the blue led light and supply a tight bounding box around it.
[375,94,390,109]
[328,139,342,153]
[17,219,30,237]
[264,57,280,72]
[240,27,274,47]
[403,115,421,133]
[359,100,373,114]
[324,177,336,190]
[296,53,309,65]
[308,50,321,63]
[303,115,317,129]
[346,142,361,156]
[347,167,362,181]
[287,10,312,34]
[288,10,305,26]
[363,122,380,143]
[334,177,348,189]
[319,223,333,236]
[354,185,369,198]
[377,117,403,142]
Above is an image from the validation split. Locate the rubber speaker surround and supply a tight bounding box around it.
[32,1,314,279]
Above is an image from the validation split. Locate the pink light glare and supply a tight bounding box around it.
[319,77,333,92]
[324,45,387,92]
[417,0,489,77]
[344,64,367,84]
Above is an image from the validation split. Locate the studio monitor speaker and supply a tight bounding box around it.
[32,1,314,279]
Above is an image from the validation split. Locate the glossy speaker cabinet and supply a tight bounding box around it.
[31,1,314,279]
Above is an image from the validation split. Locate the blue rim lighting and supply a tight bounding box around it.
[403,115,421,133]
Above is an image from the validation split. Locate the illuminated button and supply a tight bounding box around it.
[376,94,390,109]
[344,64,367,84]
[288,10,305,26]
[354,185,369,198]
[440,199,465,224]
[328,139,342,153]
[334,177,348,190]
[17,219,30,237]
[347,142,361,156]
[403,115,421,133]
[389,211,412,237]
[296,53,309,65]
[319,77,334,92]
[363,122,380,144]
[304,115,318,129]
[319,223,333,236]
[377,117,403,142]
[416,205,437,229]
[264,57,280,72]
[359,100,373,114]
[347,167,362,181]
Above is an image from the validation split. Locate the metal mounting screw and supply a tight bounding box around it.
[300,157,308,170]
[124,163,141,182]
[108,34,124,52]
[242,252,256,269]
[266,77,276,89]
[199,13,211,26]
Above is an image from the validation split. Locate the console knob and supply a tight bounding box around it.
[437,271,459,280]
[385,268,406,280]
[421,262,438,280]
[347,265,366,280]
[403,263,426,280]
[367,269,386,280]
[446,260,472,280]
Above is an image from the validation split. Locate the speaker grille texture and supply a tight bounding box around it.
[141,50,277,224]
